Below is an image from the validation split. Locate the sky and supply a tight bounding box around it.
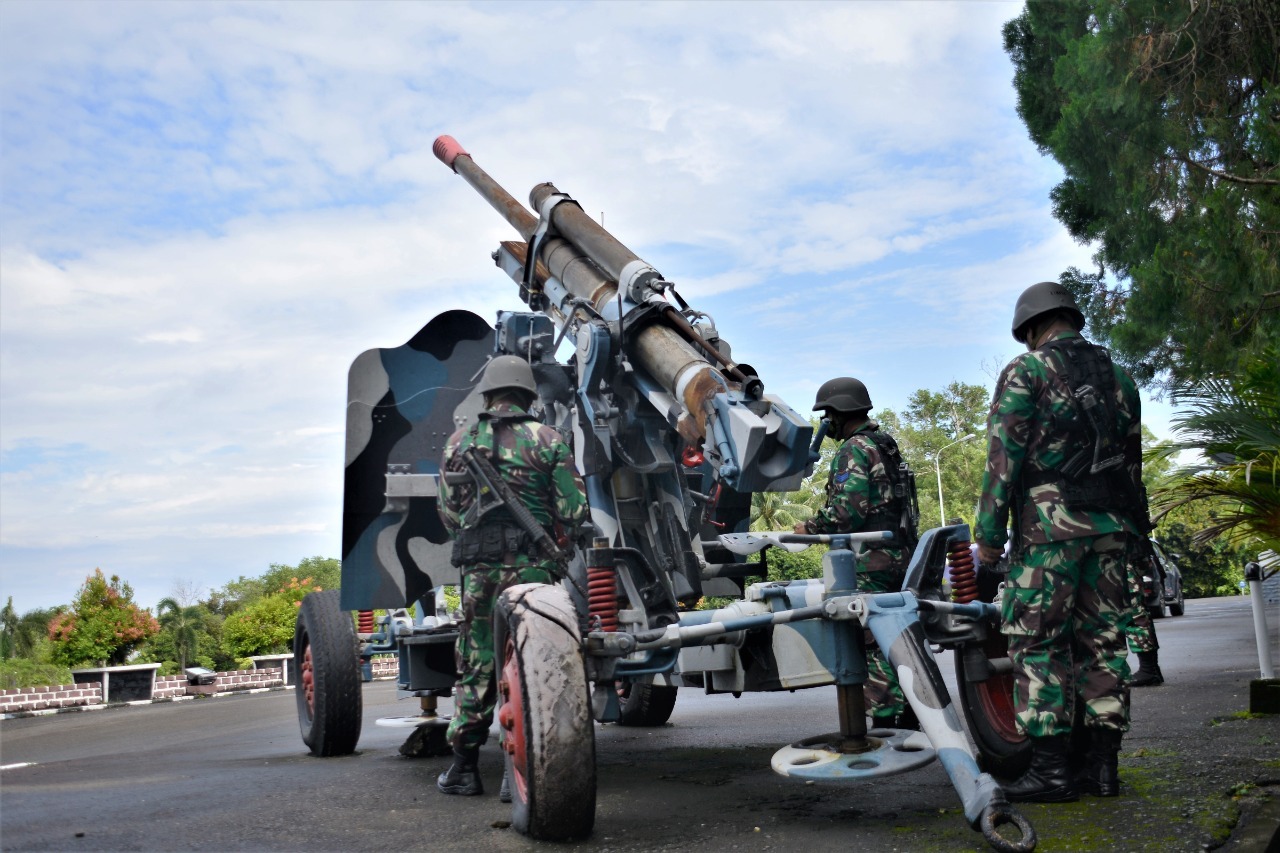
[0,0,1177,614]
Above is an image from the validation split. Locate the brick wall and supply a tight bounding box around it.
[370,655,397,678]
[0,666,288,715]
[0,682,102,714]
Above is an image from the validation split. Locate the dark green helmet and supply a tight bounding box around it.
[476,355,537,397]
[1012,281,1085,343]
[813,377,872,414]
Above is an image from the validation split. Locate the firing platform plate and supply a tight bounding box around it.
[375,715,451,728]
[771,728,936,780]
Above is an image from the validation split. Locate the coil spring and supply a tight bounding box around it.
[586,565,619,632]
[357,610,375,633]
[947,539,978,604]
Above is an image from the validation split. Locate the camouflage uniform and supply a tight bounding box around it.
[1122,562,1157,654]
[438,401,588,751]
[975,330,1142,738]
[803,422,909,721]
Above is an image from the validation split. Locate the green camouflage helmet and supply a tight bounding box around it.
[1012,281,1085,343]
[476,355,537,397]
[813,377,872,413]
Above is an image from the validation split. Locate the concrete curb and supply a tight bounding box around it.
[1225,787,1280,851]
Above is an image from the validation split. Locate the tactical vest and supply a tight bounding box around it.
[1027,337,1143,520]
[831,428,920,550]
[448,416,537,568]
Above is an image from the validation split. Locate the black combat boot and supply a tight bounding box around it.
[1130,651,1164,687]
[1079,728,1122,797]
[1003,734,1079,803]
[437,745,483,796]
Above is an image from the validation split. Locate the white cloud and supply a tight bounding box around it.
[0,0,1107,612]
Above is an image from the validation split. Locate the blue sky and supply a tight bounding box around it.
[0,1,1175,613]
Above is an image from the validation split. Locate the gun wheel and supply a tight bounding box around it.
[294,590,362,756]
[495,583,595,841]
[616,681,678,727]
[955,632,1031,779]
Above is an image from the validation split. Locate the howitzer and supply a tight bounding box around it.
[293,137,1037,852]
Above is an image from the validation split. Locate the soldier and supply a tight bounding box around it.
[436,355,588,799]
[795,377,918,729]
[1124,558,1164,687]
[975,281,1147,802]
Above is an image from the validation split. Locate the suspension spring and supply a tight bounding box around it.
[586,565,619,632]
[357,610,376,633]
[947,539,979,604]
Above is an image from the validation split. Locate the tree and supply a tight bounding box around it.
[47,570,159,667]
[1155,498,1253,598]
[1,600,62,661]
[879,382,989,531]
[1004,1,1280,385]
[221,576,323,661]
[1150,352,1280,552]
[750,490,812,532]
[155,597,206,671]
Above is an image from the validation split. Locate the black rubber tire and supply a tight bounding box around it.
[616,681,678,727]
[1149,605,1166,619]
[495,584,595,841]
[294,590,362,756]
[955,634,1032,779]
[1168,593,1185,617]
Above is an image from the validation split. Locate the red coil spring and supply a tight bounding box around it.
[586,565,619,632]
[947,540,978,604]
[357,610,375,633]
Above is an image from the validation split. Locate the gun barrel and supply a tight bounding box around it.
[433,135,537,240]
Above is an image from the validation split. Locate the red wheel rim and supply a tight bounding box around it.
[497,632,529,802]
[976,634,1024,745]
[301,641,315,716]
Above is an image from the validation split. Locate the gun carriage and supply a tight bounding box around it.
[293,137,1037,852]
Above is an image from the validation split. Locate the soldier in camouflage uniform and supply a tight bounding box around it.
[976,281,1146,802]
[1123,558,1164,686]
[795,377,918,729]
[436,355,588,799]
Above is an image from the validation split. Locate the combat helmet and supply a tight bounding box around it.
[476,355,538,397]
[813,377,872,414]
[1012,281,1085,343]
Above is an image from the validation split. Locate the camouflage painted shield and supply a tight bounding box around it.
[341,309,493,610]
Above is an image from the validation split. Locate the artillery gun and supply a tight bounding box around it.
[292,137,1037,852]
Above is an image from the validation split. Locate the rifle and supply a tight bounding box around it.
[459,445,567,569]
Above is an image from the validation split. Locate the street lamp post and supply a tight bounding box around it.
[933,433,977,527]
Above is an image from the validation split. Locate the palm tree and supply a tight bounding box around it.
[750,490,814,532]
[156,597,204,671]
[1150,353,1280,551]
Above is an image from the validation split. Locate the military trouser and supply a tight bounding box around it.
[446,560,555,751]
[859,546,908,720]
[1001,532,1132,737]
[1122,560,1158,654]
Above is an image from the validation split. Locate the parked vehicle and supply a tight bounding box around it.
[1151,542,1185,617]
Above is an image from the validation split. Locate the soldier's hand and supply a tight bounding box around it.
[793,522,808,534]
[978,544,1004,566]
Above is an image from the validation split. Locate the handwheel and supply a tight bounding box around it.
[616,681,678,727]
[955,631,1031,779]
[495,583,596,841]
[294,589,362,756]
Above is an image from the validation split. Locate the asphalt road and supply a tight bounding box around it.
[2,594,1277,852]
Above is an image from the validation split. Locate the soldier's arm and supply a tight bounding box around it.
[975,359,1035,548]
[437,435,465,534]
[806,442,872,534]
[549,440,589,528]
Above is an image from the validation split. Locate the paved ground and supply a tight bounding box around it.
[1,594,1277,852]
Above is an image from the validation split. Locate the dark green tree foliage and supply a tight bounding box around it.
[1005,1,1280,384]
